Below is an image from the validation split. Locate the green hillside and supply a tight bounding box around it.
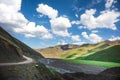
[61,40,120,59]
[79,45,120,63]
[64,45,120,68]
[61,42,107,59]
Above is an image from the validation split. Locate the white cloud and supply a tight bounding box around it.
[105,0,114,9]
[89,33,103,43]
[36,3,58,19]
[36,4,72,37]
[80,9,120,30]
[0,0,28,31]
[78,26,86,29]
[57,40,67,45]
[38,14,44,18]
[109,36,120,41]
[0,0,52,39]
[72,41,85,45]
[50,16,71,37]
[14,22,53,39]
[75,14,78,18]
[72,0,120,30]
[71,20,80,25]
[62,15,68,18]
[81,32,103,43]
[92,30,98,33]
[81,32,89,39]
[71,35,80,41]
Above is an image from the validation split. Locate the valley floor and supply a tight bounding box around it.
[40,58,107,74]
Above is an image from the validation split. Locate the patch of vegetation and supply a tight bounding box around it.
[61,42,107,59]
[65,59,120,68]
[78,45,120,63]
[0,35,19,48]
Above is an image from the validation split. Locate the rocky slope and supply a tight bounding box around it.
[0,27,64,80]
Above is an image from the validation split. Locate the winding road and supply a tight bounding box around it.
[0,55,34,66]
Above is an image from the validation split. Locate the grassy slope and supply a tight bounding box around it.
[65,59,120,68]
[61,42,107,59]
[79,45,120,63]
[62,41,120,68]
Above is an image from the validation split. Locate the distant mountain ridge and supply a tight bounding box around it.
[37,39,120,59]
[36,44,79,58]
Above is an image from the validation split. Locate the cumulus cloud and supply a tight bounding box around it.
[71,35,80,41]
[105,0,114,9]
[75,14,78,18]
[80,9,120,30]
[71,20,80,25]
[72,41,85,45]
[81,32,89,39]
[78,26,86,29]
[14,22,53,39]
[36,3,72,37]
[57,40,67,45]
[50,17,71,37]
[81,32,103,43]
[72,0,120,30]
[0,0,52,39]
[91,30,98,33]
[0,0,28,31]
[36,3,58,19]
[109,36,120,41]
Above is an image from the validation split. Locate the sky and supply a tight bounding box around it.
[0,0,120,48]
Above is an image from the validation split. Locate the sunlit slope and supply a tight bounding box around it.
[61,40,120,59]
[36,44,79,58]
[78,45,120,63]
[62,41,120,68]
[36,46,64,58]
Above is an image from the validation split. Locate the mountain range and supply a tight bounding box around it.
[37,40,120,62]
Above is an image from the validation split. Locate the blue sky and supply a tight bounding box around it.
[0,0,120,48]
